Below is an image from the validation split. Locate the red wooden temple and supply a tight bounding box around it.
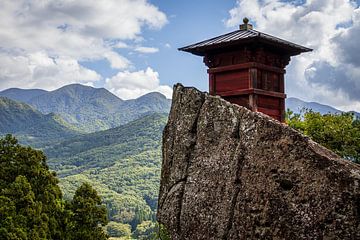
[179,18,312,122]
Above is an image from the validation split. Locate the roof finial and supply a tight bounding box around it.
[240,17,253,30]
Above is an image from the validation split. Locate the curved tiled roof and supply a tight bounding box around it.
[179,29,312,56]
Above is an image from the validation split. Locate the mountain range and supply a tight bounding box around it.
[0,97,79,147]
[1,85,358,149]
[0,85,170,237]
[0,84,171,132]
[286,97,360,118]
[0,88,48,103]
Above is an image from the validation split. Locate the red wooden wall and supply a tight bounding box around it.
[205,48,287,122]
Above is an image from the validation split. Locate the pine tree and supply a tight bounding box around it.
[0,135,109,239]
[0,135,63,239]
[68,183,108,240]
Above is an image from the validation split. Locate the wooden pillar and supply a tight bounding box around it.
[249,68,257,89]
[280,98,285,122]
[209,73,215,95]
[279,73,285,93]
[249,94,258,112]
[279,70,285,122]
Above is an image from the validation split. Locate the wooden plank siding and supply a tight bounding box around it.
[203,49,292,122]
[215,70,249,93]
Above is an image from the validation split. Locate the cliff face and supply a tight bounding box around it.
[158,84,360,240]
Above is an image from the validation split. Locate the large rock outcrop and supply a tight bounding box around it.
[158,84,360,240]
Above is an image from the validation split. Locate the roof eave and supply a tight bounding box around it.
[179,37,313,57]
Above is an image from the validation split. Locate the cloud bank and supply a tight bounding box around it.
[226,0,360,111]
[105,67,172,99]
[0,0,171,98]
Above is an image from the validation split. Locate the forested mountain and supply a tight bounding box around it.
[27,84,124,132]
[0,84,171,133]
[44,113,168,238]
[0,88,48,103]
[45,113,167,175]
[124,92,172,114]
[0,94,167,238]
[0,97,79,147]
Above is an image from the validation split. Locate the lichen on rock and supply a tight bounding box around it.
[157,84,360,240]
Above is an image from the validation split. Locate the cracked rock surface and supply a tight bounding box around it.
[157,84,360,240]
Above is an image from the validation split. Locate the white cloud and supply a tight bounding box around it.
[0,0,167,90]
[226,0,360,112]
[105,67,173,99]
[103,52,131,69]
[112,42,129,49]
[0,51,100,90]
[134,46,159,54]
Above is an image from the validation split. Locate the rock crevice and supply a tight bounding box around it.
[158,84,360,240]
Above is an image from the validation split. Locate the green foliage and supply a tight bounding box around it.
[0,97,80,148]
[68,183,108,240]
[45,113,167,173]
[47,114,167,237]
[0,176,45,240]
[57,151,161,231]
[0,135,109,239]
[106,221,131,238]
[1,110,168,238]
[157,223,171,240]
[132,221,157,240]
[286,109,360,162]
[0,135,64,239]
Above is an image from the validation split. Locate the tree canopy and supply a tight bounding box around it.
[0,135,108,239]
[286,110,360,163]
[69,183,108,240]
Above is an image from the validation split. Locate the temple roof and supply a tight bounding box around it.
[179,24,312,56]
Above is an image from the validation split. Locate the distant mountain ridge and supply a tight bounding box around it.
[0,84,171,132]
[0,97,79,147]
[286,97,360,118]
[0,88,48,103]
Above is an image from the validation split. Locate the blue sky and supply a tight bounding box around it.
[124,0,236,90]
[82,0,237,91]
[0,0,360,111]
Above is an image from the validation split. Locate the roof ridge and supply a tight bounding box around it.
[179,28,312,56]
[178,29,241,51]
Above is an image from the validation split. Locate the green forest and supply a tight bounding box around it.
[43,113,168,239]
[0,135,108,240]
[0,88,170,239]
[0,113,167,239]
[286,110,360,163]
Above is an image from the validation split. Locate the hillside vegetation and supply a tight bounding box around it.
[0,135,108,240]
[287,110,360,162]
[0,86,170,238]
[0,97,80,147]
[45,113,168,238]
[286,97,360,118]
[0,84,171,133]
